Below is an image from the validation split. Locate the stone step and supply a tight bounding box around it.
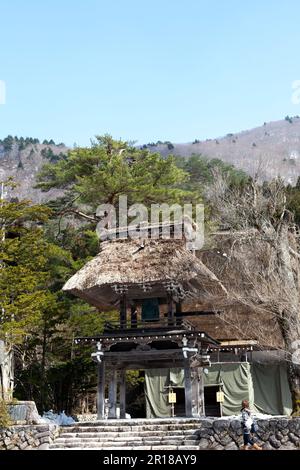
[50,419,203,450]
[59,430,199,439]
[54,436,199,445]
[50,446,201,450]
[63,423,200,433]
[52,443,198,448]
[50,441,199,449]
[54,436,199,444]
[72,419,200,426]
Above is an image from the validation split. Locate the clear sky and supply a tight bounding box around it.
[1,0,300,146]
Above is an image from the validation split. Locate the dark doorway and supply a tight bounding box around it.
[126,371,146,418]
[204,385,221,417]
[172,387,185,417]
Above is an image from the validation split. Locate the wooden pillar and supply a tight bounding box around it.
[184,360,193,417]
[108,370,117,418]
[199,368,205,416]
[97,360,105,420]
[119,370,126,419]
[191,368,202,417]
[167,295,174,326]
[120,294,127,329]
[175,302,182,326]
[131,305,137,328]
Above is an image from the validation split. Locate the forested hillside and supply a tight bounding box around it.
[1,135,300,417]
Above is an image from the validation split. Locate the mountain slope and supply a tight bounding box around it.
[0,138,67,202]
[2,117,300,203]
[146,116,300,184]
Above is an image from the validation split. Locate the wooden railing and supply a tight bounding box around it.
[103,316,195,333]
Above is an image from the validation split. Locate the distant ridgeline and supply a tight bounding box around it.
[0,134,248,203]
[0,135,66,152]
[143,117,300,184]
[2,115,300,201]
[0,136,68,202]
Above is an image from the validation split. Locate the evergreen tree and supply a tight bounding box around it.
[37,135,196,220]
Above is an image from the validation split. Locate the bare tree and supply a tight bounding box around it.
[0,181,14,401]
[204,170,300,415]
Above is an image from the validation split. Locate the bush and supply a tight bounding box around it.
[0,400,11,428]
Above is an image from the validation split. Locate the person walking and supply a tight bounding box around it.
[241,399,262,450]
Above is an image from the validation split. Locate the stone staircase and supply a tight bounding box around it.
[49,418,201,450]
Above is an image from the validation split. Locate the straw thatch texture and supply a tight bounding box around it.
[183,302,284,349]
[63,238,227,308]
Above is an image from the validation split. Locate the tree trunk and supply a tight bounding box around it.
[287,363,300,416]
[40,327,47,412]
[277,213,300,415]
[0,340,14,401]
[278,313,300,416]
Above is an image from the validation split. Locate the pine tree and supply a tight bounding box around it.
[36,135,196,218]
[0,187,56,400]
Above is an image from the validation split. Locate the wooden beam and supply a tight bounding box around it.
[184,360,193,417]
[199,369,205,416]
[167,295,174,326]
[191,368,202,417]
[119,370,126,419]
[114,361,187,370]
[97,360,105,420]
[175,302,182,326]
[120,294,127,328]
[104,350,186,361]
[180,310,220,316]
[108,370,117,418]
[130,306,137,328]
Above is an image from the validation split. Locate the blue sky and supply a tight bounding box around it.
[1,0,300,146]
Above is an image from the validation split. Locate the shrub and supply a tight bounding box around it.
[0,400,11,428]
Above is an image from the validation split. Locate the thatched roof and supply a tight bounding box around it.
[63,238,227,308]
[180,301,284,349]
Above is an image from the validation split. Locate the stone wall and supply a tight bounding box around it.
[76,413,98,422]
[197,417,300,450]
[0,418,299,450]
[0,424,59,450]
